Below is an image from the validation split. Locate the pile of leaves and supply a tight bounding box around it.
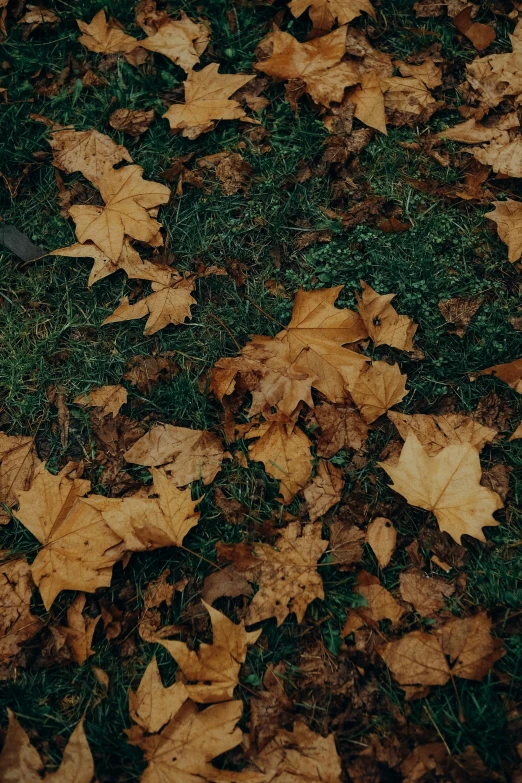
[1,0,522,781]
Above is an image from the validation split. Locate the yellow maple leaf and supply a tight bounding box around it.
[48,127,132,187]
[77,9,139,54]
[288,0,375,30]
[141,12,209,71]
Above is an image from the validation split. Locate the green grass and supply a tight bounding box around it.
[1,0,522,779]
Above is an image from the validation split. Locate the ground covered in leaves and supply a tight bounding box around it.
[1,0,522,781]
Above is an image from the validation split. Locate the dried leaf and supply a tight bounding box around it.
[395,58,442,89]
[454,6,496,52]
[123,354,177,394]
[304,460,344,521]
[342,570,403,635]
[350,72,387,134]
[140,12,209,71]
[379,434,503,543]
[485,200,522,263]
[350,361,409,424]
[125,424,225,486]
[0,558,42,664]
[479,356,522,393]
[464,21,522,109]
[0,433,41,524]
[77,10,139,55]
[438,296,483,337]
[288,0,374,30]
[329,521,365,569]
[388,411,497,455]
[201,565,253,605]
[366,517,396,568]
[253,721,342,782]
[74,385,128,419]
[18,6,59,26]
[356,280,418,351]
[313,403,369,457]
[55,593,100,665]
[399,569,454,617]
[109,108,155,137]
[439,612,504,679]
[129,657,188,733]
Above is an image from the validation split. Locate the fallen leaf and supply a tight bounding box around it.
[255,26,360,108]
[47,385,70,450]
[438,296,483,337]
[350,361,409,424]
[342,570,403,636]
[0,711,96,782]
[125,424,225,486]
[102,273,196,335]
[438,113,519,144]
[509,422,522,441]
[350,72,387,134]
[201,565,253,605]
[379,630,451,686]
[379,434,503,543]
[0,433,41,524]
[156,602,261,703]
[485,200,522,263]
[401,743,448,783]
[109,108,155,137]
[304,460,344,521]
[15,464,123,609]
[0,557,42,664]
[18,5,59,26]
[388,411,497,455]
[74,385,128,419]
[136,700,263,783]
[129,657,188,733]
[55,593,100,665]
[69,165,171,262]
[86,468,200,552]
[197,151,253,195]
[163,63,255,140]
[123,354,177,394]
[366,517,396,568]
[288,0,374,30]
[356,280,418,351]
[244,414,313,504]
[454,6,496,52]
[253,721,342,782]
[218,520,328,626]
[478,356,522,392]
[399,569,454,617]
[381,75,437,121]
[464,20,522,109]
[469,137,522,178]
[395,58,443,89]
[313,403,369,457]
[140,12,209,71]
[329,521,365,569]
[77,10,139,55]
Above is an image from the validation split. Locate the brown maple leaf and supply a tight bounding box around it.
[0,711,96,782]
[312,403,369,457]
[48,127,132,187]
[350,72,387,134]
[356,280,417,351]
[52,592,100,666]
[304,460,344,521]
[129,657,188,733]
[0,557,42,665]
[0,433,41,524]
[15,464,124,609]
[485,200,522,263]
[125,424,226,486]
[218,520,328,626]
[253,721,342,782]
[379,433,503,543]
[163,63,255,140]
[342,570,403,636]
[123,354,178,394]
[438,296,484,337]
[77,9,139,55]
[255,26,360,108]
[478,356,522,392]
[140,11,209,71]
[74,384,128,419]
[69,164,171,262]
[399,568,454,618]
[464,20,522,109]
[388,410,497,455]
[350,361,409,424]
[288,0,374,30]
[109,108,155,137]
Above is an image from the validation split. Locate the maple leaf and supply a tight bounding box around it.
[453,5,495,52]
[51,239,172,288]
[379,612,504,688]
[103,273,196,335]
[288,0,374,30]
[86,468,200,552]
[123,354,178,394]
[438,113,520,144]
[53,592,100,666]
[129,657,188,733]
[137,699,263,783]
[74,384,128,419]
[366,517,396,568]
[356,281,417,351]
[342,570,403,636]
[0,710,96,782]
[312,403,368,457]
[0,558,42,665]
[381,75,437,120]
[478,356,522,392]
[399,569,454,617]
[15,464,123,609]
[0,433,41,524]
[156,602,261,703]
[378,433,503,544]
[163,63,255,140]
[255,27,360,108]
[329,521,365,569]
[77,9,139,54]
[18,5,59,26]
[109,108,155,137]
[244,414,313,504]
[388,411,497,455]
[125,424,226,486]
[350,72,387,134]
[350,361,409,424]
[469,137,522,179]
[47,127,132,187]
[395,58,443,89]
[304,460,344,522]
[69,165,171,262]
[438,295,484,337]
[484,200,522,263]
[464,20,522,109]
[140,12,209,71]
[254,721,342,782]
[218,520,328,626]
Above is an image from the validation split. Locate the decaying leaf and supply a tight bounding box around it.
[379,629,451,686]
[77,10,139,55]
[218,521,328,626]
[155,602,261,703]
[0,433,41,523]
[140,12,209,71]
[329,521,365,569]
[388,411,497,455]
[48,127,132,188]
[312,403,369,457]
[74,385,128,419]
[453,5,496,52]
[253,721,342,782]
[18,6,59,27]
[123,354,178,394]
[163,63,255,140]
[69,165,171,262]
[125,424,226,486]
[366,517,396,568]
[356,281,417,351]
[399,568,454,617]
[0,557,42,664]
[438,296,484,337]
[304,460,344,521]
[129,657,188,733]
[464,20,522,110]
[54,592,100,666]
[0,710,96,782]
[109,108,155,137]
[288,0,374,30]
[15,464,123,609]
[485,200,522,263]
[350,72,387,135]
[342,570,403,636]
[479,356,522,393]
[201,565,253,605]
[379,434,503,543]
